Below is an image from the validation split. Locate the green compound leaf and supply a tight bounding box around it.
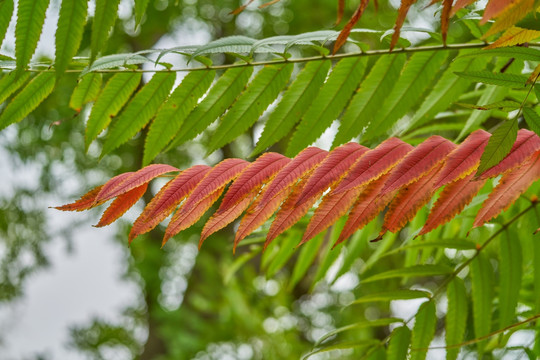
[102,72,176,156]
[85,73,142,150]
[55,0,87,77]
[15,0,50,73]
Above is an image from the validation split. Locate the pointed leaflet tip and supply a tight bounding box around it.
[54,185,104,211]
[334,137,413,194]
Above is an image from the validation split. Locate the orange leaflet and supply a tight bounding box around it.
[419,172,486,236]
[93,172,134,204]
[336,173,394,246]
[435,129,491,187]
[54,185,103,211]
[300,187,362,246]
[333,0,370,54]
[474,150,540,228]
[335,137,413,194]
[380,162,444,236]
[450,0,475,16]
[295,142,368,207]
[441,0,452,44]
[257,147,328,207]
[381,135,456,196]
[335,0,346,26]
[129,165,211,241]
[163,186,225,246]
[390,0,417,51]
[219,152,290,212]
[95,164,178,203]
[199,188,260,249]
[96,184,148,227]
[181,158,249,211]
[480,129,540,179]
[481,0,515,24]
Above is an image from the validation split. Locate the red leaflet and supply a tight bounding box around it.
[95,164,178,203]
[390,0,417,51]
[380,162,444,236]
[257,147,328,207]
[381,136,456,195]
[474,150,540,228]
[129,165,211,241]
[300,187,362,246]
[219,152,290,211]
[441,0,452,46]
[163,186,225,246]
[95,184,148,227]
[450,0,475,16]
[335,137,413,194]
[295,142,368,207]
[54,185,103,211]
[199,188,260,249]
[337,174,394,246]
[419,173,486,236]
[333,0,371,54]
[265,177,314,249]
[435,129,491,187]
[181,158,249,210]
[480,129,540,179]
[481,0,511,23]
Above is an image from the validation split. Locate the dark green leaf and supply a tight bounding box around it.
[456,71,529,88]
[460,47,540,62]
[516,12,540,31]
[477,118,518,176]
[55,0,87,77]
[134,0,150,27]
[91,0,121,60]
[15,0,50,73]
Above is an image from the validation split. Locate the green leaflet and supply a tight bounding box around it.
[523,107,540,136]
[85,73,142,150]
[456,100,521,112]
[387,326,411,360]
[383,239,477,258]
[516,11,540,31]
[82,53,153,75]
[333,54,406,147]
[69,73,103,111]
[15,0,50,73]
[446,277,467,360]
[405,53,483,133]
[252,60,331,156]
[0,72,55,130]
[266,230,301,278]
[0,0,14,49]
[207,64,293,155]
[143,70,215,165]
[350,290,431,305]
[191,36,273,58]
[315,318,403,347]
[0,71,31,105]
[302,340,379,360]
[91,0,121,60]
[534,226,540,314]
[499,230,522,328]
[288,231,325,290]
[456,71,529,88]
[477,118,518,176]
[470,252,493,355]
[460,47,540,62]
[312,222,346,287]
[102,72,176,156]
[287,57,367,156]
[362,264,453,283]
[134,0,150,27]
[55,0,87,77]
[364,51,448,141]
[169,66,253,148]
[410,301,436,360]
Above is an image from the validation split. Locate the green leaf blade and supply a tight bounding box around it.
[456,71,529,88]
[55,0,88,77]
[0,71,31,105]
[85,72,142,150]
[207,63,293,155]
[498,231,522,328]
[446,277,467,360]
[102,72,176,156]
[15,0,50,73]
[143,70,215,165]
[0,0,14,49]
[387,326,411,360]
[523,107,540,136]
[91,0,121,61]
[470,253,494,355]
[477,119,519,176]
[362,264,453,283]
[134,0,150,27]
[410,301,436,360]
[350,290,431,305]
[69,73,103,111]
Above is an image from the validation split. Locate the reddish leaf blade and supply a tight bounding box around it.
[335,0,346,26]
[382,135,456,195]
[333,0,370,54]
[95,164,178,203]
[380,162,444,236]
[199,188,259,249]
[441,0,452,45]
[182,158,249,210]
[54,185,104,211]
[419,173,486,236]
[163,186,225,246]
[95,184,148,227]
[450,0,475,16]
[435,129,491,188]
[390,0,417,51]
[219,152,290,212]
[336,173,394,246]
[479,129,540,179]
[335,137,414,194]
[481,0,513,24]
[300,187,362,246]
[93,172,134,203]
[257,147,328,207]
[474,150,540,228]
[295,142,368,207]
[129,165,211,241]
